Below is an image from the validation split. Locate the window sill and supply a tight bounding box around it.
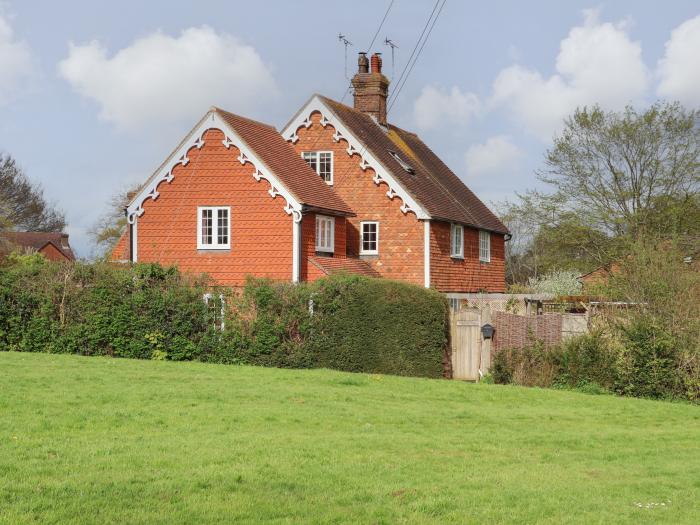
[479,259,491,264]
[315,250,334,256]
[450,255,464,260]
[197,248,231,253]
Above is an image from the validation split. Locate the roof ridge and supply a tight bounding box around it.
[211,107,277,130]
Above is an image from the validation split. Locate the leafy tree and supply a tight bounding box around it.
[0,154,65,232]
[540,102,699,237]
[499,101,700,283]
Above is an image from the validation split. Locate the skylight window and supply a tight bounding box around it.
[388,151,415,174]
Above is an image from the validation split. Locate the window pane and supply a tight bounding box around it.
[202,209,212,245]
[217,209,228,245]
[319,152,332,182]
[303,152,318,173]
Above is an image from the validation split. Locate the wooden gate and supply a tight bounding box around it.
[450,308,481,380]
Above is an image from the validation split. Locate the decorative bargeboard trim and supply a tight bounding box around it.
[126,111,303,225]
[281,96,430,220]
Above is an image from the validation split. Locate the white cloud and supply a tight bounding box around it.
[464,135,522,177]
[491,9,649,140]
[657,15,700,107]
[58,26,277,130]
[0,14,35,104]
[413,85,481,129]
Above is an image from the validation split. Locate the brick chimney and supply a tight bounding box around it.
[352,52,389,125]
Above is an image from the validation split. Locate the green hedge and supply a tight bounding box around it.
[0,254,448,378]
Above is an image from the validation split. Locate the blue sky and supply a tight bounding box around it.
[1,1,699,257]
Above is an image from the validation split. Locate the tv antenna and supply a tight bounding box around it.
[338,33,353,80]
[384,37,398,79]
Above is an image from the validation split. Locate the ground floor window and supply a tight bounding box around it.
[360,221,379,255]
[315,215,335,253]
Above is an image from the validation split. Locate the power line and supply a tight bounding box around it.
[367,0,395,52]
[387,0,440,105]
[387,0,447,114]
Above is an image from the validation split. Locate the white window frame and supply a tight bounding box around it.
[203,293,226,331]
[197,206,231,250]
[450,223,464,259]
[479,230,491,262]
[315,215,335,253]
[302,151,334,185]
[360,221,379,255]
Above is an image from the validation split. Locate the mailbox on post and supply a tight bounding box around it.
[481,323,495,339]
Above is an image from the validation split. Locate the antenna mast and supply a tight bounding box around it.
[338,33,353,80]
[384,37,398,79]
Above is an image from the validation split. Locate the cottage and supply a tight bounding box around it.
[112,52,509,293]
[1,231,75,262]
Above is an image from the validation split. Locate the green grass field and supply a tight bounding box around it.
[1,352,698,524]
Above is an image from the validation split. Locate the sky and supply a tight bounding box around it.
[0,0,699,258]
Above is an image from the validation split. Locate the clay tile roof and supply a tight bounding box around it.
[309,256,382,278]
[214,108,353,217]
[317,95,508,234]
[0,231,75,260]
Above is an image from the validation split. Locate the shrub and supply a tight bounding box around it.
[614,318,681,400]
[527,269,582,296]
[0,258,449,378]
[492,339,560,388]
[553,332,616,391]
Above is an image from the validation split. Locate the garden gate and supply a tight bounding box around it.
[450,308,482,380]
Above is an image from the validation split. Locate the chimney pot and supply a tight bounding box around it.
[370,53,382,74]
[357,52,369,73]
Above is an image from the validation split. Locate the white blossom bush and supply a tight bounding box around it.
[528,269,582,296]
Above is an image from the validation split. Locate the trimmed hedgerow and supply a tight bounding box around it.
[0,254,449,378]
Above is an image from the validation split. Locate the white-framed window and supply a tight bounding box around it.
[197,206,230,250]
[450,223,464,258]
[479,230,491,262]
[315,215,335,253]
[302,151,333,184]
[203,293,226,331]
[360,221,379,255]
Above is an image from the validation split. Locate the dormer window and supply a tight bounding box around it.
[388,150,415,174]
[302,151,333,184]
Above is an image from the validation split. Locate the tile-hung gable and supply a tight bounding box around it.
[282,96,508,235]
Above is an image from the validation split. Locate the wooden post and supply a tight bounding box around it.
[480,306,492,377]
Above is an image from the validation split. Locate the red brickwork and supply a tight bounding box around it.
[39,243,71,262]
[292,112,425,286]
[430,222,506,292]
[492,312,563,353]
[134,129,294,286]
[111,230,130,261]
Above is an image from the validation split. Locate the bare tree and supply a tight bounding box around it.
[0,154,66,232]
[90,185,140,256]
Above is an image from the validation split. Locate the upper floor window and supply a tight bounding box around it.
[197,206,230,250]
[479,230,491,262]
[450,223,464,258]
[302,151,333,185]
[315,215,335,253]
[360,221,379,255]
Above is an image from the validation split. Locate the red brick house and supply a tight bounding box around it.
[113,52,508,293]
[1,232,75,262]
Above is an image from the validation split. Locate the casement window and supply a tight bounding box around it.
[302,151,333,184]
[203,293,226,331]
[315,215,335,253]
[197,206,230,249]
[479,230,491,262]
[360,221,379,255]
[450,223,464,258]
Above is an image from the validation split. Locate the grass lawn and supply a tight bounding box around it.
[0,352,698,524]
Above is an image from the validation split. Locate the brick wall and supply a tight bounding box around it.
[292,112,425,286]
[134,129,295,286]
[492,311,563,352]
[430,222,506,293]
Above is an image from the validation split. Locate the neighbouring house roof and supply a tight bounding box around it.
[0,231,75,260]
[127,107,353,221]
[309,256,382,278]
[285,94,509,234]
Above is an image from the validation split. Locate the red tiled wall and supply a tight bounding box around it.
[292,112,425,286]
[430,222,506,292]
[110,230,129,261]
[301,211,347,282]
[134,129,294,286]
